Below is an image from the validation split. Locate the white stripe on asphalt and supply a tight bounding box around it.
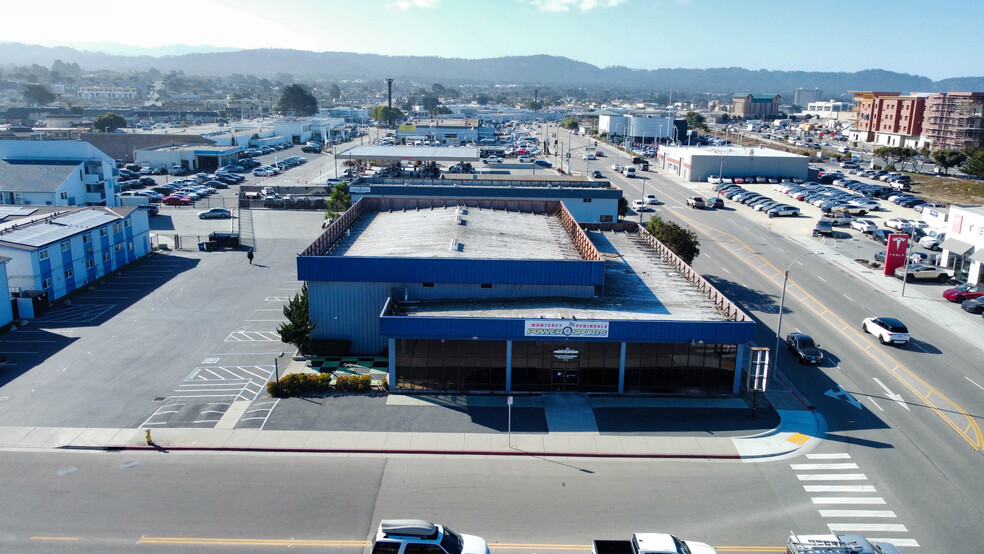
[806,453,851,459]
[804,485,877,492]
[798,474,868,481]
[818,510,897,518]
[791,463,859,470]
[827,524,908,532]
[867,538,919,547]
[812,497,886,505]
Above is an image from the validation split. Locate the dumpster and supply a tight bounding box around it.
[208,232,240,249]
[198,242,206,251]
[205,241,216,252]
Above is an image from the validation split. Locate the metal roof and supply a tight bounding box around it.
[0,207,123,248]
[0,159,79,192]
[337,145,480,162]
[0,206,38,219]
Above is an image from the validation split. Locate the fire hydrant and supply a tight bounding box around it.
[145,429,152,445]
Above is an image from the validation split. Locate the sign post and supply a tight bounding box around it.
[748,347,770,418]
[507,395,513,448]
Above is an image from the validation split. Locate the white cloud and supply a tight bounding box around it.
[387,0,438,9]
[527,0,627,12]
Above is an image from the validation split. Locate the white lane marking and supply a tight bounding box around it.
[909,341,929,353]
[812,497,886,505]
[843,294,854,302]
[776,247,785,252]
[819,509,897,518]
[721,266,730,273]
[869,398,884,412]
[790,463,859,470]
[245,319,285,322]
[873,377,910,411]
[798,474,868,481]
[867,538,919,547]
[817,276,827,282]
[827,524,908,532]
[965,376,984,390]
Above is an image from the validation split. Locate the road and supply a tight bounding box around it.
[548,122,984,551]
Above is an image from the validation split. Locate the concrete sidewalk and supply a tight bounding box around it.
[0,381,824,461]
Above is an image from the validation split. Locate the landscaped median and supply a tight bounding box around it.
[267,372,388,398]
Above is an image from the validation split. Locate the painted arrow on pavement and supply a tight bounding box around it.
[873,377,910,411]
[825,386,863,410]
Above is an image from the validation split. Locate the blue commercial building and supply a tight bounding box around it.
[299,197,755,395]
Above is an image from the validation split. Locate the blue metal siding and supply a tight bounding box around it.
[298,257,605,286]
[308,281,392,354]
[380,315,755,345]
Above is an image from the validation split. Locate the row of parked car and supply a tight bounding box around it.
[712,183,801,217]
[773,182,880,215]
[251,156,308,176]
[241,143,294,158]
[707,175,804,185]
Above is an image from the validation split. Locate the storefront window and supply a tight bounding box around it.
[624,342,736,394]
[395,339,506,391]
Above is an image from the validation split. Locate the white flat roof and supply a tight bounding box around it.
[664,145,807,159]
[337,145,480,162]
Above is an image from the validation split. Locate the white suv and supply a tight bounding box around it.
[370,520,489,554]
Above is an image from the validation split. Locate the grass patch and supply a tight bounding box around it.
[905,175,984,206]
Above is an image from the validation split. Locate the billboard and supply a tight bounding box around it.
[883,233,909,275]
[524,320,609,338]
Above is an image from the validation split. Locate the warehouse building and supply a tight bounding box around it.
[656,145,809,182]
[298,198,755,395]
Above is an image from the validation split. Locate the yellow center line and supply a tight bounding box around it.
[30,536,79,541]
[138,536,366,546]
[673,211,982,450]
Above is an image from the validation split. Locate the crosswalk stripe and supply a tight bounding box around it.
[806,453,852,459]
[798,473,868,481]
[827,524,908,532]
[791,463,859,470]
[867,538,920,548]
[818,510,897,518]
[804,485,877,492]
[812,497,886,505]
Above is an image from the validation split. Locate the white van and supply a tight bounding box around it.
[623,166,637,178]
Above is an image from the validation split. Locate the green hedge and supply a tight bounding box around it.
[266,373,373,398]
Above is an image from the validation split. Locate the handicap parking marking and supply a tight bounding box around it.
[224,331,280,342]
[36,303,117,323]
[238,399,280,429]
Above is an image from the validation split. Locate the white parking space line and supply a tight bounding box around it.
[819,510,897,518]
[867,538,919,547]
[827,524,908,533]
[803,485,877,492]
[805,453,853,460]
[790,463,859,470]
[813,497,887,505]
[964,376,984,390]
[797,474,868,481]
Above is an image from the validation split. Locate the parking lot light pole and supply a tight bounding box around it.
[274,351,285,383]
[773,251,823,371]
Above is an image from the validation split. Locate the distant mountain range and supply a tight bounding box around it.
[2,42,983,96]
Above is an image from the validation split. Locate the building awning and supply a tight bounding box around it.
[969,249,984,263]
[941,237,974,255]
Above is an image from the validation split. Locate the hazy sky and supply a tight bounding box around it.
[5,0,980,80]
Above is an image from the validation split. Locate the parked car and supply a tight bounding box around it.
[198,207,232,219]
[914,202,944,213]
[862,317,910,345]
[814,220,834,236]
[162,195,192,206]
[961,297,984,314]
[893,263,951,283]
[786,332,824,364]
[768,205,800,217]
[518,156,535,163]
[943,283,984,302]
[253,168,276,176]
[135,204,159,216]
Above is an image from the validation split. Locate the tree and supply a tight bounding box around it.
[896,147,918,171]
[931,149,967,175]
[421,95,441,116]
[961,150,984,179]
[328,83,341,100]
[371,105,404,127]
[275,84,317,116]
[326,182,352,220]
[93,112,126,132]
[685,111,706,130]
[645,216,700,265]
[431,83,446,94]
[278,283,315,351]
[475,94,490,106]
[525,100,543,111]
[22,84,55,105]
[560,117,579,130]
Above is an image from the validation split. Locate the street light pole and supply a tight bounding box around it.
[274,351,285,383]
[773,251,823,371]
[639,177,648,225]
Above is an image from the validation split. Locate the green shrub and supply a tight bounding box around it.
[335,375,371,392]
[883,164,896,171]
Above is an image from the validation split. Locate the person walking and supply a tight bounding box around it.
[247,249,254,265]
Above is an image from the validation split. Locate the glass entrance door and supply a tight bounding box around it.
[551,366,579,391]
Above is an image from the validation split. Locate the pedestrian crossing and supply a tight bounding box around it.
[792,452,918,548]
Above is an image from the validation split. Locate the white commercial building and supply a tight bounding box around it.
[0,206,151,308]
[273,117,349,144]
[939,205,984,284]
[656,145,809,182]
[77,86,138,102]
[0,140,119,208]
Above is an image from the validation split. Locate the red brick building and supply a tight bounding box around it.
[849,91,925,148]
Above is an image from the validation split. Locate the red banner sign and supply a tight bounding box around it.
[883,233,910,275]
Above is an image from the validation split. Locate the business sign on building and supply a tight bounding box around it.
[399,124,417,132]
[524,320,609,338]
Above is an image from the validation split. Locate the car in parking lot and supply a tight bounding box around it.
[162,194,192,206]
[198,207,232,219]
[894,263,951,282]
[786,332,824,364]
[518,156,535,163]
[862,317,910,345]
[943,283,984,302]
[961,297,984,314]
[814,220,834,236]
[253,168,276,176]
[870,229,892,244]
[768,205,800,217]
[914,202,944,213]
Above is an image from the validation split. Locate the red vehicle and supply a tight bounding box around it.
[162,195,192,206]
[942,283,984,302]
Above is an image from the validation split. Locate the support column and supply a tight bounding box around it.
[505,340,513,392]
[733,343,747,395]
[618,342,627,394]
[388,338,397,392]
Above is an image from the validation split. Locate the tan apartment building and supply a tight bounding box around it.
[920,92,984,150]
[731,94,781,118]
